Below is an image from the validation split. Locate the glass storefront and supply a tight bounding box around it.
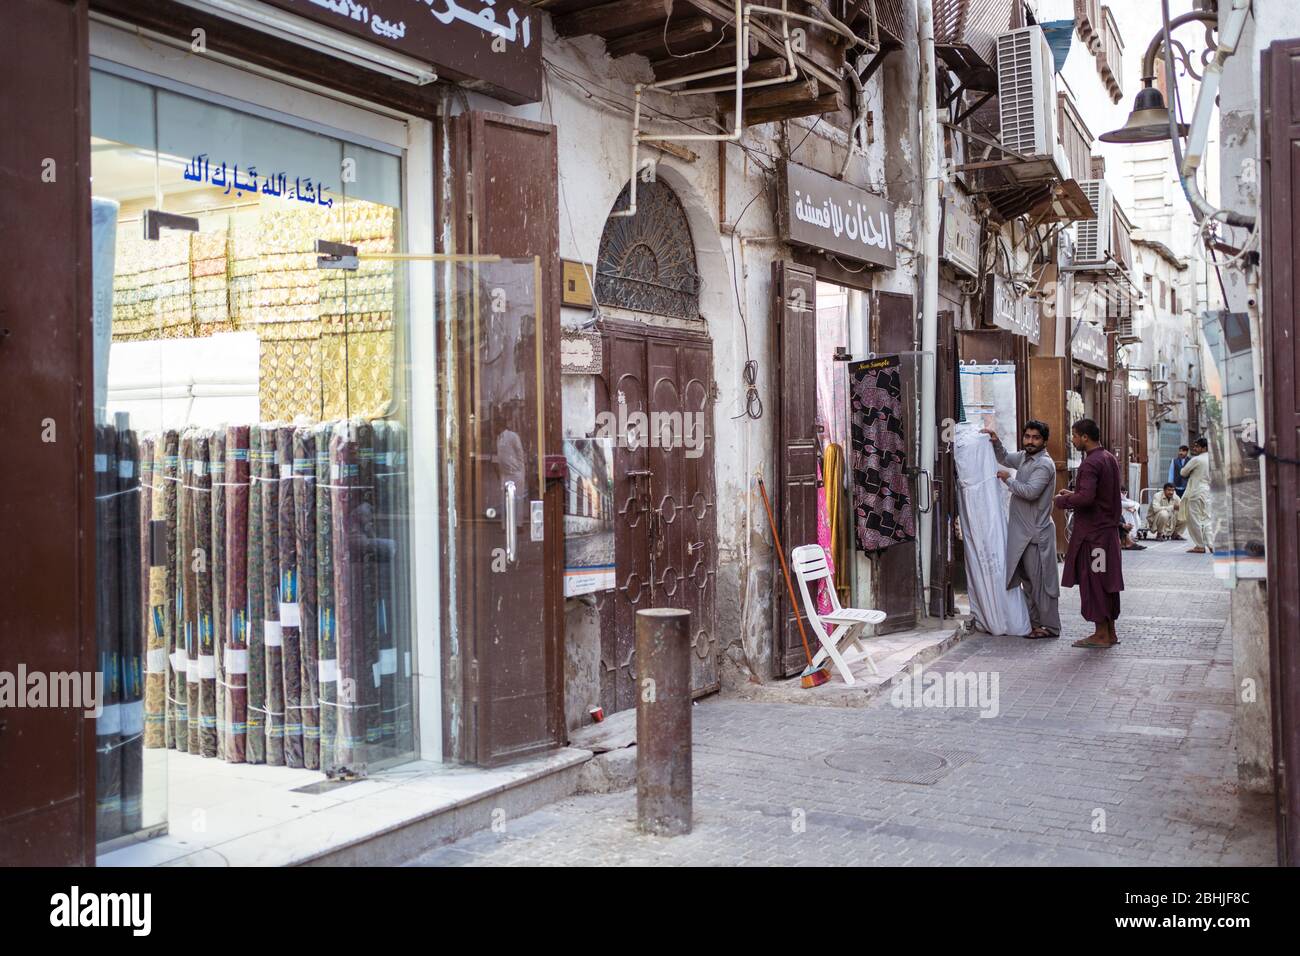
[90,63,418,849]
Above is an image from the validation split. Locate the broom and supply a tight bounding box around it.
[757,478,831,688]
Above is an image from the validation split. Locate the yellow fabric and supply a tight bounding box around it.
[823,442,849,602]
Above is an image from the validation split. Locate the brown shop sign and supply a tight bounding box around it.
[258,0,541,103]
[781,161,897,269]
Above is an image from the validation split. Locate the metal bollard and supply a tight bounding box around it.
[635,607,693,836]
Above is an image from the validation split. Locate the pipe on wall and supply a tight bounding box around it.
[916,0,940,613]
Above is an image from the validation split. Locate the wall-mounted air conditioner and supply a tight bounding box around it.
[1074,179,1113,265]
[1152,361,1169,384]
[997,25,1069,183]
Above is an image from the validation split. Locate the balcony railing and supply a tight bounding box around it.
[1097,5,1124,103]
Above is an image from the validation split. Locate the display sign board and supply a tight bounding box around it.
[255,0,541,103]
[563,437,615,596]
[560,329,602,375]
[1072,319,1110,370]
[984,275,1040,345]
[940,188,980,277]
[781,161,897,269]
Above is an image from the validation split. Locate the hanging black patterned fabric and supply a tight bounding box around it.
[849,356,916,554]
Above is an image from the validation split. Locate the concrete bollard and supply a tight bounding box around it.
[635,607,693,836]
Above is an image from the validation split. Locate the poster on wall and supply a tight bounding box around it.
[563,437,615,596]
[959,363,1019,445]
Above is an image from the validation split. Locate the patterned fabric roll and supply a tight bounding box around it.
[193,430,218,758]
[372,421,396,745]
[315,422,338,770]
[330,422,366,766]
[245,428,267,764]
[139,436,163,753]
[294,427,321,770]
[95,424,123,842]
[388,422,413,748]
[147,430,178,749]
[277,424,304,768]
[210,429,227,761]
[117,427,144,834]
[224,425,251,763]
[176,429,195,752]
[260,425,285,766]
[356,420,381,749]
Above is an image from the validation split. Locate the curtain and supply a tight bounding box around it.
[850,357,916,554]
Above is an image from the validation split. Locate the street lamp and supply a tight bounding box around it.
[1099,78,1189,144]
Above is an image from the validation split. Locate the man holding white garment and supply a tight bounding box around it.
[982,422,1061,639]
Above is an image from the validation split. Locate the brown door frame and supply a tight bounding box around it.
[0,0,96,867]
[1261,36,1300,867]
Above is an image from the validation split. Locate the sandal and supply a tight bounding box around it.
[1072,635,1119,648]
[1024,628,1058,639]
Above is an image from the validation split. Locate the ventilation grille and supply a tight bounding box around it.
[997,28,1041,156]
[1075,179,1112,265]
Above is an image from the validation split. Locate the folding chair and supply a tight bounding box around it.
[791,544,887,685]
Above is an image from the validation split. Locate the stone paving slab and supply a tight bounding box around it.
[405,540,1276,867]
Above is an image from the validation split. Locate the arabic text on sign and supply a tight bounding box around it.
[182,154,335,207]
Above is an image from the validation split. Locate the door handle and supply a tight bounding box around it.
[504,480,517,563]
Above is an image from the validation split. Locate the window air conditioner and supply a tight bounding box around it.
[997,25,1069,182]
[1075,179,1113,266]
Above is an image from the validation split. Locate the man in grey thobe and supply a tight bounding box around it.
[981,421,1061,638]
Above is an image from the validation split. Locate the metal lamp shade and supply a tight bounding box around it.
[1100,82,1190,144]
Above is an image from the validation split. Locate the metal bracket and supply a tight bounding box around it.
[316,239,360,271]
[143,209,199,241]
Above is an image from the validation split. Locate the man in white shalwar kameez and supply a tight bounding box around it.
[982,421,1061,638]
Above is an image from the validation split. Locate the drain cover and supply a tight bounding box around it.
[823,744,975,785]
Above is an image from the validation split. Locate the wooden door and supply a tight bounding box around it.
[600,321,718,708]
[1261,36,1300,866]
[870,291,918,633]
[0,0,96,866]
[772,261,819,677]
[447,111,563,766]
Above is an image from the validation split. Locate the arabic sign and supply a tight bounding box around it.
[181,154,335,206]
[781,161,897,269]
[255,0,541,104]
[939,188,980,277]
[1072,319,1110,370]
[984,275,1040,345]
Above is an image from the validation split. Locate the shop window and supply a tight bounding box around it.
[595,179,700,320]
[89,67,415,850]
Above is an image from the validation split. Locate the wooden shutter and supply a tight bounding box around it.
[0,0,95,865]
[1262,37,1300,865]
[1029,355,1070,552]
[447,111,563,765]
[871,291,918,633]
[772,261,818,678]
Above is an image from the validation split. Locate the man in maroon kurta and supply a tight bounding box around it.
[1053,418,1124,648]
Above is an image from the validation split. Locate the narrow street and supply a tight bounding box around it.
[408,543,1276,866]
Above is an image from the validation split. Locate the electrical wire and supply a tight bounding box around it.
[661,5,732,59]
[728,177,770,421]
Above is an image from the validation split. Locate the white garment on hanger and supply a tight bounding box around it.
[954,423,1031,636]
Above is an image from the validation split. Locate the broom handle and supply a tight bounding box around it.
[757,478,815,667]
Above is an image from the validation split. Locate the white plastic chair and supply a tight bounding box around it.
[791,544,887,685]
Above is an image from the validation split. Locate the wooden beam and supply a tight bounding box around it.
[606,16,714,58]
[743,77,818,111]
[679,56,789,90]
[744,91,841,127]
[554,0,673,39]
[649,37,758,82]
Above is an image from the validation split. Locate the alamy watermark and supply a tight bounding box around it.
[594,400,706,460]
[889,663,1000,718]
[0,665,103,717]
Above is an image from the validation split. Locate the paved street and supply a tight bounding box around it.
[407,542,1276,866]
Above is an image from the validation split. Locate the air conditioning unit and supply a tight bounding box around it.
[997,25,1069,182]
[1151,361,1169,384]
[1074,179,1113,265]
